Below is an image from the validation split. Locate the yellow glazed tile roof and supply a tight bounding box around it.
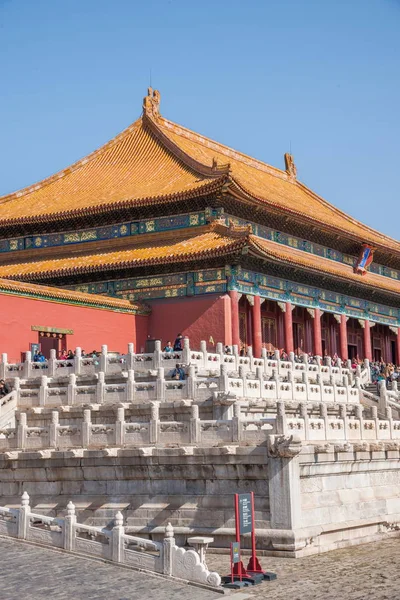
[0,88,398,257]
[0,120,222,224]
[157,115,400,253]
[0,225,247,281]
[0,278,146,313]
[249,235,400,296]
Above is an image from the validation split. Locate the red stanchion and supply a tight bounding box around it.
[232,493,248,578]
[246,491,263,572]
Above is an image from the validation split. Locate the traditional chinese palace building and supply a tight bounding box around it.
[0,89,399,361]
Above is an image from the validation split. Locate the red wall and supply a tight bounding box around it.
[147,294,232,350]
[0,293,141,362]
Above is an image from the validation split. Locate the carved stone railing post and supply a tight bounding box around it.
[126,369,135,402]
[149,402,159,444]
[256,366,264,394]
[339,404,347,437]
[100,345,108,374]
[189,404,200,444]
[200,340,207,369]
[23,351,32,379]
[17,491,30,540]
[154,340,162,369]
[363,358,370,384]
[320,403,329,437]
[156,367,165,402]
[232,401,243,443]
[74,347,82,376]
[232,344,239,370]
[219,364,229,395]
[370,405,379,436]
[13,377,21,404]
[326,355,332,380]
[386,405,393,438]
[111,511,124,563]
[276,401,287,434]
[336,357,342,378]
[273,369,281,400]
[0,353,7,380]
[182,337,190,365]
[126,343,135,370]
[300,403,309,439]
[238,365,246,398]
[378,380,387,414]
[82,409,91,447]
[287,369,294,400]
[67,373,76,406]
[116,407,125,447]
[316,373,323,401]
[247,345,254,371]
[39,375,48,407]
[187,365,196,400]
[216,342,224,364]
[96,372,105,404]
[162,523,175,576]
[63,501,76,552]
[17,412,27,449]
[355,404,364,439]
[302,371,310,401]
[49,410,59,448]
[48,349,57,377]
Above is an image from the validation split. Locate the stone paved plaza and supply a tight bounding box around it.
[0,537,221,600]
[207,537,400,600]
[1,536,400,600]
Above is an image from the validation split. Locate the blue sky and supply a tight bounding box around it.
[0,0,399,239]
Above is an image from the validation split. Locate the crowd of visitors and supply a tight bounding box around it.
[370,360,400,387]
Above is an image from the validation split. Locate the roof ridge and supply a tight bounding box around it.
[295,181,400,249]
[144,113,231,179]
[158,116,289,181]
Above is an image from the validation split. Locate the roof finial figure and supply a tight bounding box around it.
[284,153,297,180]
[143,88,161,118]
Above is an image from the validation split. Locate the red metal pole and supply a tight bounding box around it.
[247,491,262,572]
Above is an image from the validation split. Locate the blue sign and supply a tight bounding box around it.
[238,493,253,535]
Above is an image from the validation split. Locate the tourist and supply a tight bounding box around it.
[171,363,185,380]
[0,379,10,397]
[224,345,232,354]
[173,334,183,351]
[163,341,174,353]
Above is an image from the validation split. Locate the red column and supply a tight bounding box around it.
[229,291,240,349]
[339,315,348,361]
[313,308,323,356]
[396,331,400,365]
[363,320,372,361]
[284,302,294,354]
[251,295,262,358]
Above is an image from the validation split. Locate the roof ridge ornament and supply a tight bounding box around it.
[143,87,161,118]
[284,152,297,180]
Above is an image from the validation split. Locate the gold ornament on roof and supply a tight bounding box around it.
[284,153,297,179]
[143,87,161,118]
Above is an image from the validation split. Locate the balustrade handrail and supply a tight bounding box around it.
[0,493,222,588]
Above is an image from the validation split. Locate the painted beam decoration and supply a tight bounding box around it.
[66,264,400,327]
[0,208,398,283]
[354,244,375,275]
